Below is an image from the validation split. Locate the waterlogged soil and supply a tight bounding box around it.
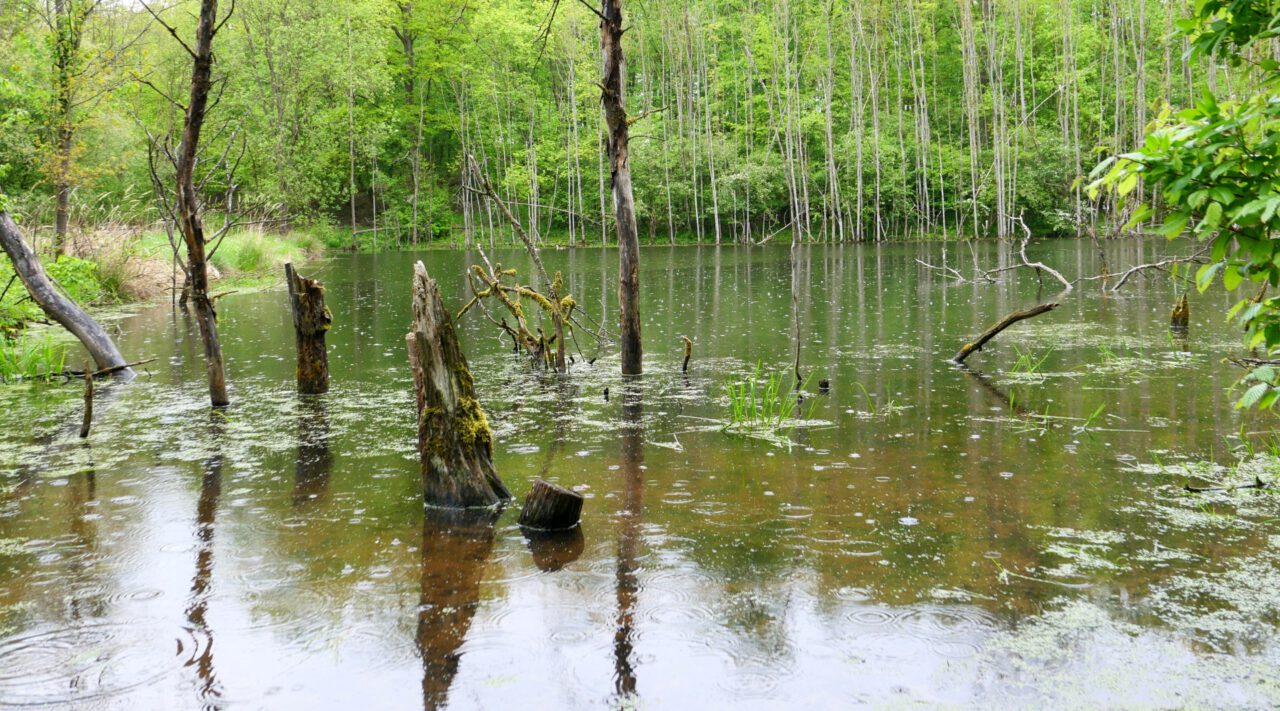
[2,240,1280,709]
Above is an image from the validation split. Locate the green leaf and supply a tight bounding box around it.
[1201,201,1223,233]
[1196,262,1223,292]
[1124,204,1153,229]
[1238,382,1269,409]
[1159,212,1190,237]
[1224,264,1243,291]
[1117,173,1139,197]
[1263,197,1280,224]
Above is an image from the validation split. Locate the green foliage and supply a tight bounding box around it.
[0,333,67,382]
[1,0,1233,244]
[1090,0,1280,407]
[45,256,108,305]
[208,230,324,276]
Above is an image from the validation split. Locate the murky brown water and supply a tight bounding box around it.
[2,240,1280,709]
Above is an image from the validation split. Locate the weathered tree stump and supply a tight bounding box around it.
[681,335,692,373]
[79,359,93,439]
[518,478,583,530]
[407,261,511,508]
[285,263,331,394]
[1171,293,1189,333]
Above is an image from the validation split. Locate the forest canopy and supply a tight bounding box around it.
[0,0,1250,246]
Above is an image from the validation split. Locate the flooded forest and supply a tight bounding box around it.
[2,0,1280,708]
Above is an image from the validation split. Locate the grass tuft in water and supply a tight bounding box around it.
[722,362,816,445]
[0,334,67,382]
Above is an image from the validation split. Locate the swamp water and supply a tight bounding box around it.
[1,240,1279,709]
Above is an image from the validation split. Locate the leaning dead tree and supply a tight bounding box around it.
[147,0,233,406]
[599,0,643,375]
[0,211,134,377]
[407,261,511,507]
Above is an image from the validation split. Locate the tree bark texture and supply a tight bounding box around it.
[600,0,643,375]
[285,262,331,394]
[518,478,583,530]
[176,0,230,406]
[0,212,133,377]
[406,261,511,508]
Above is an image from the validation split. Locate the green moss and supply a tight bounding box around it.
[455,396,492,447]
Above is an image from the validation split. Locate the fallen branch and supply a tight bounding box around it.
[1184,476,1268,493]
[62,357,158,379]
[916,258,967,282]
[1011,217,1073,291]
[952,303,1059,363]
[1227,355,1280,369]
[1079,245,1212,292]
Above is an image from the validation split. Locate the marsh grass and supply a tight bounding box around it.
[0,334,67,382]
[723,363,819,445]
[1011,344,1054,375]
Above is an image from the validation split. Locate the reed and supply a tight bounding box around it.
[724,362,812,431]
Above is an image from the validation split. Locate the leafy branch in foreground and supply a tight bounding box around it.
[1090,0,1280,408]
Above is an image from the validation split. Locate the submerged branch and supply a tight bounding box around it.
[952,302,1059,364]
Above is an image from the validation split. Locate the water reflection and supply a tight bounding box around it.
[417,508,499,710]
[293,398,332,507]
[523,527,585,573]
[185,417,224,704]
[613,382,644,702]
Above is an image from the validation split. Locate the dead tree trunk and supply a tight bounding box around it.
[407,261,511,507]
[600,0,643,375]
[79,360,92,438]
[173,0,229,406]
[518,479,583,530]
[285,263,331,394]
[953,303,1059,363]
[0,212,133,377]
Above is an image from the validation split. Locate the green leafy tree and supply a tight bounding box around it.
[1091,0,1280,407]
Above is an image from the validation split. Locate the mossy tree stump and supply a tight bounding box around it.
[1171,293,1190,333]
[285,263,331,394]
[407,261,511,507]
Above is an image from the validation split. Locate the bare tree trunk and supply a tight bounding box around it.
[50,0,95,255]
[0,213,133,376]
[176,0,230,407]
[347,13,358,250]
[406,261,511,507]
[600,0,643,376]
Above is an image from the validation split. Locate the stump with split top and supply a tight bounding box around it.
[407,261,511,508]
[285,263,331,394]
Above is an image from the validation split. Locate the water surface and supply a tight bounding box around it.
[2,240,1279,709]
